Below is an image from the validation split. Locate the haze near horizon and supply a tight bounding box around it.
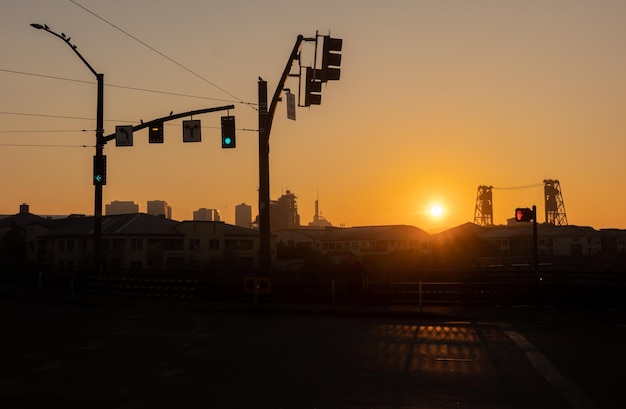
[1,1,625,231]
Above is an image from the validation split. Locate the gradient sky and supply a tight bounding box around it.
[2,0,626,231]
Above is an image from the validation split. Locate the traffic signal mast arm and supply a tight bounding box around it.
[102,104,235,143]
[265,35,305,140]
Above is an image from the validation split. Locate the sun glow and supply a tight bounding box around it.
[430,205,444,218]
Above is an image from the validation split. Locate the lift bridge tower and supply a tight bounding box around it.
[473,185,494,226]
[544,179,568,226]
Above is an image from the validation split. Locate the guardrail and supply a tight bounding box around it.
[1,267,625,306]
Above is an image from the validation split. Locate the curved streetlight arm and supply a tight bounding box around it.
[31,23,105,273]
[30,23,98,77]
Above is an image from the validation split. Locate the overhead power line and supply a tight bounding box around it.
[0,111,133,123]
[0,68,250,105]
[492,183,544,190]
[0,143,93,148]
[0,129,90,133]
[69,0,255,109]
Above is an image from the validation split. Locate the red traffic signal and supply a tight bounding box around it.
[515,207,535,222]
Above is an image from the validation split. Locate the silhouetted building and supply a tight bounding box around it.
[193,208,221,222]
[307,198,332,229]
[106,201,139,215]
[274,224,432,271]
[147,200,172,219]
[20,213,267,271]
[271,190,300,231]
[235,203,252,229]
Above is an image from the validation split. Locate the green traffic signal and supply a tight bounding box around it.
[221,116,236,148]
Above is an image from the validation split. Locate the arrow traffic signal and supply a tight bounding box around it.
[93,155,106,185]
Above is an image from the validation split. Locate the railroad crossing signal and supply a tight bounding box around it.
[221,116,236,148]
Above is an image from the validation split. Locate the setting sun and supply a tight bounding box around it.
[430,205,444,218]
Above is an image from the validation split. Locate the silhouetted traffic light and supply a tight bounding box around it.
[304,67,322,106]
[515,207,535,222]
[320,36,342,82]
[221,116,236,148]
[93,155,106,185]
[149,122,164,143]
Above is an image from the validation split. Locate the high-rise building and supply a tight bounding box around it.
[147,200,172,219]
[271,190,300,231]
[235,203,252,229]
[105,201,139,215]
[193,208,221,221]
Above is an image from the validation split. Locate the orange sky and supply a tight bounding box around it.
[2,1,626,231]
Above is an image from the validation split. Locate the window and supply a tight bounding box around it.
[131,238,143,251]
[209,239,220,250]
[67,239,75,251]
[189,239,200,251]
[58,240,65,251]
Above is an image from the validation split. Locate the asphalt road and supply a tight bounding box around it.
[1,288,624,409]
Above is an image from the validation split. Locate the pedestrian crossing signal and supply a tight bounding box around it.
[515,207,535,222]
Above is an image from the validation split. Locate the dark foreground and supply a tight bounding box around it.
[1,287,625,409]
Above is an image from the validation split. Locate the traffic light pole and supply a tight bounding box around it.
[30,23,107,274]
[258,35,305,273]
[532,205,538,276]
[94,74,104,274]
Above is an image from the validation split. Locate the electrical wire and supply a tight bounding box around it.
[69,0,256,109]
[0,129,90,133]
[492,183,544,190]
[0,111,257,132]
[0,143,93,148]
[0,68,251,105]
[0,110,134,123]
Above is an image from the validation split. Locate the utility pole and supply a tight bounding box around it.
[94,74,104,273]
[258,35,305,273]
[258,79,270,272]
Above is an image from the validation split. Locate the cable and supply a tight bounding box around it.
[69,0,255,109]
[0,111,258,132]
[0,111,134,123]
[0,143,93,148]
[492,183,544,190]
[0,68,254,105]
[0,129,90,133]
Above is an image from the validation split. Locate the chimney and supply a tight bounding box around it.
[19,203,29,214]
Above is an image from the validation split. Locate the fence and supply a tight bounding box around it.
[1,265,625,307]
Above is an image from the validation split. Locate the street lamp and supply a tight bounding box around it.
[31,23,105,273]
